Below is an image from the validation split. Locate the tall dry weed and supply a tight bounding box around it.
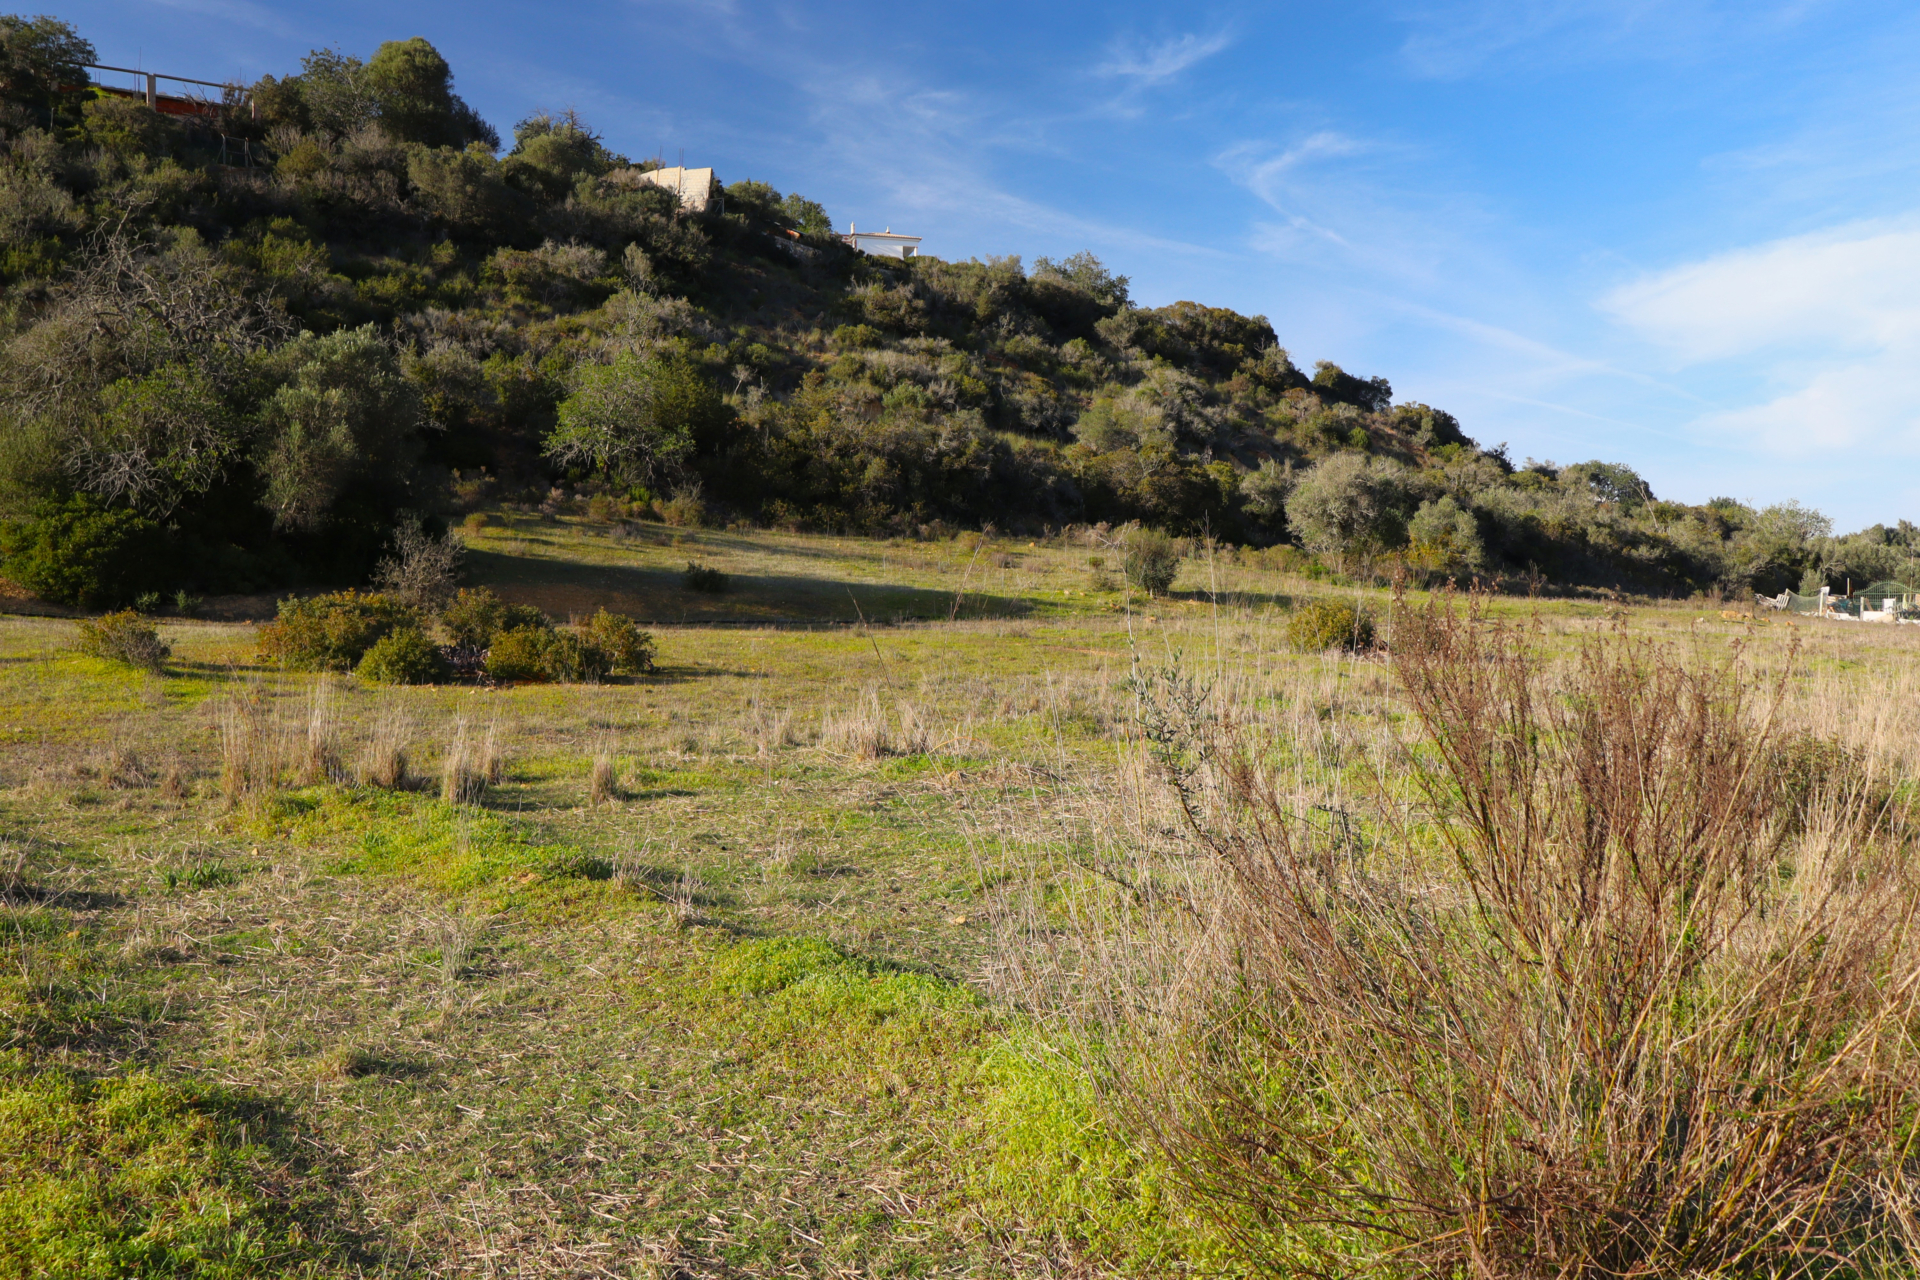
[216,682,280,805]
[1107,597,1920,1278]
[587,746,619,807]
[301,676,345,785]
[359,701,413,790]
[441,716,491,805]
[820,687,935,758]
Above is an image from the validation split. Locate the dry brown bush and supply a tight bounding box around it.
[819,688,934,759]
[1113,597,1920,1278]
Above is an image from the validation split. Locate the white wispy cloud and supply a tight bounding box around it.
[143,0,301,44]
[1392,0,1812,79]
[1214,130,1511,291]
[1096,29,1235,85]
[1601,217,1920,457]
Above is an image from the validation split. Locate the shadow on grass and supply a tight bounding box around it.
[577,860,739,908]
[1172,590,1303,610]
[466,547,1033,624]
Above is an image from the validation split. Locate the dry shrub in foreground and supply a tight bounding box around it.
[300,676,345,785]
[587,746,618,807]
[1126,599,1920,1278]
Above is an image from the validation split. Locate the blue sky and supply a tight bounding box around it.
[62,0,1920,530]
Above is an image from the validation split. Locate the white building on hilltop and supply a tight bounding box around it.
[619,165,719,212]
[840,223,921,259]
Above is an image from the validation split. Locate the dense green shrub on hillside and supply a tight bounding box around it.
[1407,495,1485,577]
[252,327,427,534]
[546,353,722,485]
[75,609,170,671]
[257,591,416,670]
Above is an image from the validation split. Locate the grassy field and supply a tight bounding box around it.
[4,517,1915,1278]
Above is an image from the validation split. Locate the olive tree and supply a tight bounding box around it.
[545,353,721,487]
[1284,453,1413,571]
[1407,495,1485,577]
[251,326,424,531]
[68,362,234,518]
[365,37,496,149]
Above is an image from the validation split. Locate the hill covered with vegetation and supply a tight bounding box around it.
[1,15,1914,608]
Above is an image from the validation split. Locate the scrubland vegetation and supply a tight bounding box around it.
[7,15,1920,1279]
[5,517,1920,1277]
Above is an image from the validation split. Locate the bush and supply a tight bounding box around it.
[682,561,729,593]
[484,621,620,683]
[1284,454,1411,569]
[1285,598,1375,652]
[1121,527,1180,596]
[440,587,548,649]
[75,609,170,672]
[355,628,450,684]
[485,626,555,683]
[257,591,416,670]
[832,323,885,349]
[1126,601,1920,1277]
[541,630,610,683]
[582,609,655,673]
[0,497,167,608]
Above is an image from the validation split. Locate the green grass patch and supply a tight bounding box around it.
[265,787,607,900]
[0,1056,351,1279]
[973,1033,1240,1275]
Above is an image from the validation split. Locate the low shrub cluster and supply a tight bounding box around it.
[483,609,652,684]
[257,592,419,671]
[75,609,170,672]
[357,628,451,684]
[440,587,549,649]
[1285,598,1375,651]
[682,561,730,593]
[1120,527,1181,596]
[0,499,168,610]
[258,587,650,685]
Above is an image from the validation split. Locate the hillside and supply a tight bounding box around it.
[2,17,1918,610]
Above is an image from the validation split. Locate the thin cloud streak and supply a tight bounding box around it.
[1096,29,1234,84]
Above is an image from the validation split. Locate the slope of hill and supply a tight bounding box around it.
[1,16,1916,609]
